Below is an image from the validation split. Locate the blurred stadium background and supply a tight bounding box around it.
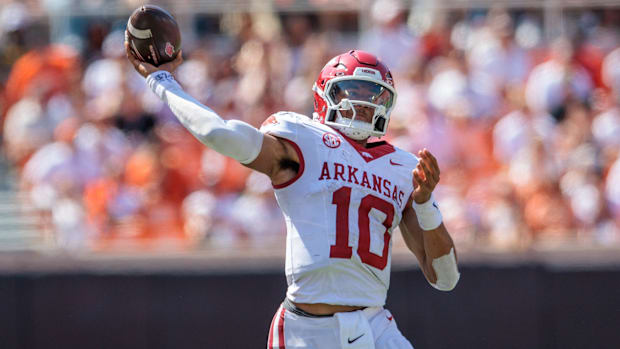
[0,0,619,348]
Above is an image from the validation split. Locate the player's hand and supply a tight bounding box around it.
[412,148,440,204]
[125,32,183,78]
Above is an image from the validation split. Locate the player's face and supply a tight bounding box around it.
[329,80,393,123]
[341,105,374,122]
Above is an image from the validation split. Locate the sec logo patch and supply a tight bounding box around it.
[322,133,341,148]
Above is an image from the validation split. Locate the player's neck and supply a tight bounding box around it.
[354,138,368,148]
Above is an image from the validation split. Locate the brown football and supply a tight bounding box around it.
[126,5,181,66]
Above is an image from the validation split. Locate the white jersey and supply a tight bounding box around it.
[260,112,418,307]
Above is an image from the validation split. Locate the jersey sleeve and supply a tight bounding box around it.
[393,147,419,169]
[259,111,308,142]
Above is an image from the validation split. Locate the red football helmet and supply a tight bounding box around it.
[312,50,397,140]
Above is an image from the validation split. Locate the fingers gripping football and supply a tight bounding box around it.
[125,39,183,78]
[412,149,440,204]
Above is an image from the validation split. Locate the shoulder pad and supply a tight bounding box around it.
[261,114,280,128]
[260,111,311,132]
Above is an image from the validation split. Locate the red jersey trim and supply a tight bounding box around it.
[273,138,305,190]
[335,130,396,162]
[278,307,286,348]
[268,306,286,348]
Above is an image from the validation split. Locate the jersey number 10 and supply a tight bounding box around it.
[329,186,394,270]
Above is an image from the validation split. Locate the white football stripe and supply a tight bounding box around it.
[127,21,152,39]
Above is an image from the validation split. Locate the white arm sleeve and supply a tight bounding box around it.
[146,71,263,164]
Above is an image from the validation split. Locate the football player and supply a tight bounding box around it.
[126,41,459,348]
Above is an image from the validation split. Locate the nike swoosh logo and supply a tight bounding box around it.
[389,159,403,166]
[432,202,439,209]
[387,315,393,321]
[348,333,365,344]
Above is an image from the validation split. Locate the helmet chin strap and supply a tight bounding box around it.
[336,120,372,140]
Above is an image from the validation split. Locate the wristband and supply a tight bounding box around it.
[146,71,182,99]
[412,194,443,230]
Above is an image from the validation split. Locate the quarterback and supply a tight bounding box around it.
[126,41,459,348]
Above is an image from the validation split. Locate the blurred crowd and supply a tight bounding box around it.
[1,0,619,252]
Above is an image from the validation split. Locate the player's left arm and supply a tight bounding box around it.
[399,149,460,291]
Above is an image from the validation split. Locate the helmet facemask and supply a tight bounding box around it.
[314,74,396,140]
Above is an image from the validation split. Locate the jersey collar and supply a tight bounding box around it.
[335,130,395,163]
